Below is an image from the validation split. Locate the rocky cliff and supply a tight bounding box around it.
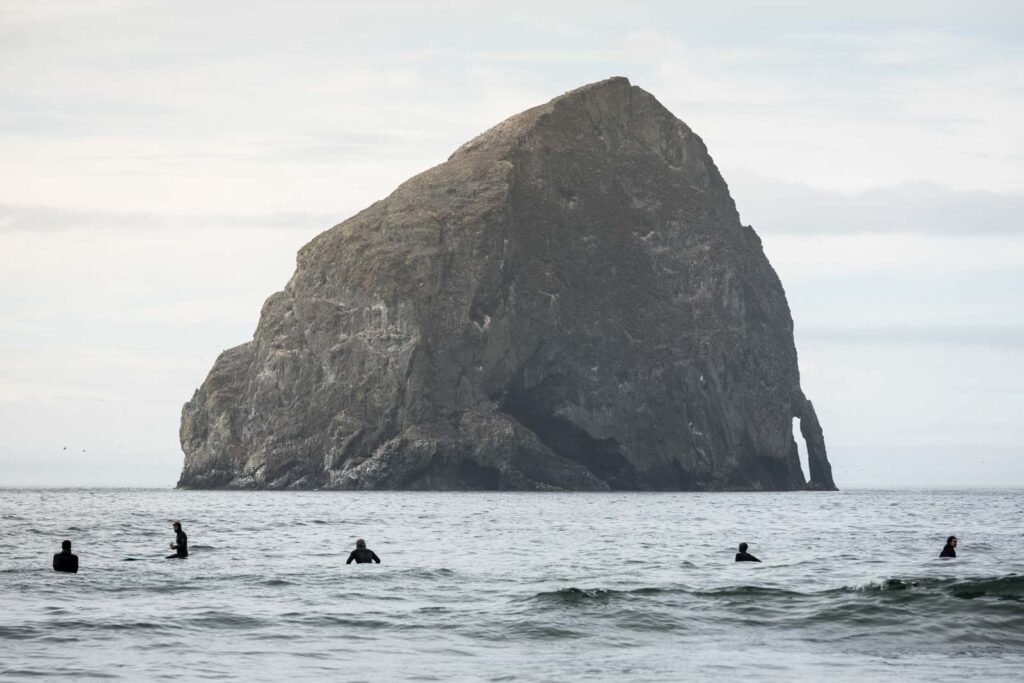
[178,77,837,491]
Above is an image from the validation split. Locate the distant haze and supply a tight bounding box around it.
[1,1,1021,487]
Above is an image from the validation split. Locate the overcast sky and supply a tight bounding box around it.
[1,0,1021,488]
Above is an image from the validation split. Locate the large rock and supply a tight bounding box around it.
[178,77,837,491]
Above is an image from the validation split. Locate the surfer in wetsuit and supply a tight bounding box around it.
[53,539,78,573]
[346,539,381,564]
[940,535,957,558]
[735,542,761,562]
[166,521,188,559]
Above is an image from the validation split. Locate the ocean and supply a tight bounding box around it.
[1,488,1021,681]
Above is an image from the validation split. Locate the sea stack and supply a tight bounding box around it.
[178,77,837,491]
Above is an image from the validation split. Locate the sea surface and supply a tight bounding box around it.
[1,489,1022,681]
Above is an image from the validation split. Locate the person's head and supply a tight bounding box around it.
[738,542,748,553]
[946,535,957,547]
[172,521,182,532]
[61,540,71,551]
[356,539,366,549]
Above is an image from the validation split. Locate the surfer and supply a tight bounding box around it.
[735,542,761,562]
[939,535,957,558]
[53,540,78,573]
[346,539,381,564]
[166,521,188,559]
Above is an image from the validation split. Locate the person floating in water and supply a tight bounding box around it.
[346,539,381,564]
[53,539,78,573]
[735,542,761,562]
[166,521,188,559]
[940,535,957,558]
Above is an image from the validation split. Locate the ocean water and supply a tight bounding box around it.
[0,489,1022,682]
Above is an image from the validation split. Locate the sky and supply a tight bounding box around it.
[1,0,1021,488]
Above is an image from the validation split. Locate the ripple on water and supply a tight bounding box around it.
[2,489,1024,681]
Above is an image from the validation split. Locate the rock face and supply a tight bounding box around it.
[178,77,837,491]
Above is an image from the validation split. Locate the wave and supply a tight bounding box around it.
[527,585,816,606]
[260,578,294,586]
[534,587,615,602]
[526,586,683,605]
[279,612,394,629]
[853,575,1024,601]
[394,567,456,579]
[526,575,1024,606]
[2,619,175,639]
[186,611,268,630]
[333,567,457,580]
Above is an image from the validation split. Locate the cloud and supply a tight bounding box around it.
[0,0,132,28]
[800,324,1024,348]
[0,202,338,234]
[783,28,983,67]
[620,25,1024,193]
[826,445,1024,489]
[6,177,1020,238]
[730,173,1024,235]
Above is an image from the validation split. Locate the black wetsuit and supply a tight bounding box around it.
[940,545,956,558]
[346,548,380,564]
[735,552,761,562]
[167,530,188,559]
[53,550,78,573]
